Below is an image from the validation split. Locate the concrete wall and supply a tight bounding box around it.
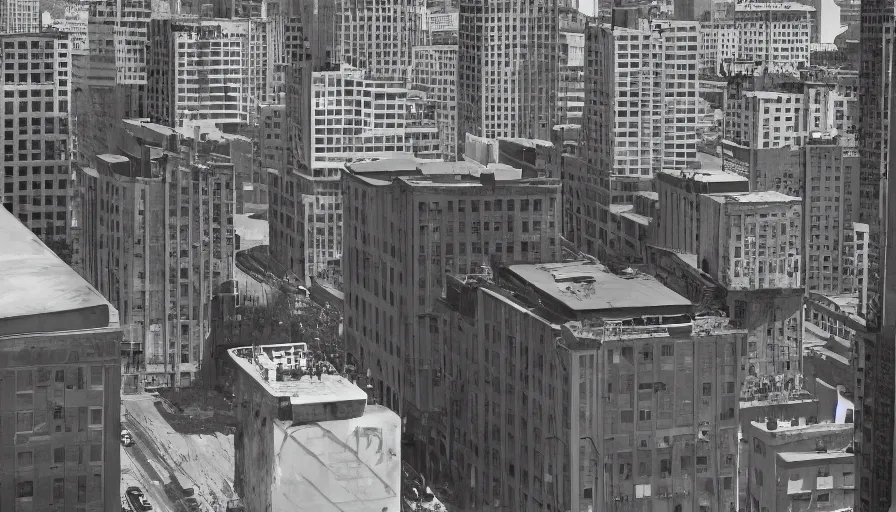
[232,357,278,512]
[0,327,121,512]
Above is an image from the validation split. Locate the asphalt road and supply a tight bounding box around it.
[121,397,180,512]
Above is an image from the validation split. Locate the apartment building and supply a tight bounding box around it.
[458,0,559,141]
[338,0,424,80]
[250,102,285,207]
[0,32,73,242]
[87,0,152,85]
[580,18,699,262]
[272,65,441,283]
[426,9,459,45]
[342,157,561,476]
[699,191,803,395]
[146,18,270,129]
[0,206,121,512]
[48,4,89,55]
[699,3,814,74]
[412,44,459,161]
[438,260,745,512]
[229,343,400,512]
[802,137,862,295]
[0,0,38,34]
[744,419,854,512]
[803,290,865,391]
[653,168,749,255]
[559,30,584,126]
[75,120,235,389]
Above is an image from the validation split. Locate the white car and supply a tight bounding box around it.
[120,429,134,447]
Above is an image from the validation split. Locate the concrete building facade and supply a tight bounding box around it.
[337,0,424,80]
[438,260,745,512]
[580,18,699,262]
[412,44,459,161]
[228,342,401,512]
[145,18,270,129]
[0,205,122,512]
[75,120,235,389]
[0,32,73,242]
[458,0,559,142]
[342,157,561,479]
[0,0,38,34]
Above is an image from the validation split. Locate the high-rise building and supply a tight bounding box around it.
[0,32,73,242]
[458,0,559,142]
[580,18,699,261]
[75,120,235,389]
[412,44,459,161]
[272,65,439,283]
[0,205,122,512]
[802,137,862,295]
[342,157,561,477]
[699,2,814,75]
[145,18,270,128]
[338,0,425,80]
[558,30,585,126]
[0,0,38,34]
[228,342,401,512]
[439,260,745,512]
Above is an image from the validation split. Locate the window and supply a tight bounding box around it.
[16,411,33,432]
[17,369,32,391]
[817,493,830,503]
[17,480,33,498]
[53,478,64,499]
[639,409,652,421]
[53,446,65,464]
[703,383,712,396]
[661,344,673,357]
[90,366,103,386]
[16,451,33,468]
[90,443,102,462]
[89,407,102,426]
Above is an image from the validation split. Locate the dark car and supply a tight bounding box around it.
[182,497,201,511]
[125,487,153,512]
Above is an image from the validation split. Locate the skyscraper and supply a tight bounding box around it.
[458,0,559,142]
[0,0,38,34]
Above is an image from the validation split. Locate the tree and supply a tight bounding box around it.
[44,238,73,266]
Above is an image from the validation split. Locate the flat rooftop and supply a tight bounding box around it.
[751,420,853,436]
[659,168,749,183]
[507,261,692,314]
[228,344,367,422]
[705,190,801,204]
[777,451,853,464]
[0,207,117,337]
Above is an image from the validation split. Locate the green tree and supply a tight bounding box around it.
[44,238,73,266]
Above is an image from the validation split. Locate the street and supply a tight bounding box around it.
[121,393,237,512]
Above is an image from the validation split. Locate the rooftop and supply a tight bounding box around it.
[507,261,692,314]
[777,451,854,464]
[735,2,815,12]
[705,190,801,204]
[0,207,118,337]
[750,420,853,436]
[659,167,749,183]
[497,137,554,148]
[228,344,367,412]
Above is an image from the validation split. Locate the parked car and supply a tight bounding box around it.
[125,487,153,512]
[182,497,201,511]
[121,429,134,447]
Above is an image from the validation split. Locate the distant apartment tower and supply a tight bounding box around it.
[0,206,122,512]
[558,30,585,125]
[412,44,459,161]
[701,2,814,74]
[802,137,863,295]
[699,191,804,394]
[48,4,89,55]
[0,32,73,242]
[580,18,699,260]
[342,158,561,474]
[76,120,235,389]
[146,19,270,128]
[0,0,38,33]
[439,260,745,512]
[458,0,559,141]
[273,65,440,282]
[338,0,424,79]
[653,168,749,254]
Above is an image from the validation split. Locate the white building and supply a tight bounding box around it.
[47,4,89,55]
[145,18,270,128]
[0,0,38,33]
[412,45,458,161]
[338,0,425,80]
[559,31,585,125]
[271,65,442,284]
